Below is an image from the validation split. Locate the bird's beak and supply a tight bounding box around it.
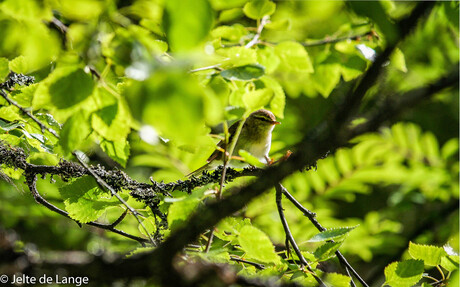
[272,121,281,125]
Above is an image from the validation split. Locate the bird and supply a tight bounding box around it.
[187,109,280,177]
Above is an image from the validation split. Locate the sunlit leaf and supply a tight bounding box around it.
[49,68,95,109]
[221,64,265,81]
[275,41,314,73]
[408,242,447,266]
[238,225,280,264]
[164,0,213,52]
[384,260,424,287]
[308,226,357,242]
[243,0,276,20]
[100,139,130,167]
[59,176,120,223]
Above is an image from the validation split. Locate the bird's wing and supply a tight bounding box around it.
[206,120,241,162]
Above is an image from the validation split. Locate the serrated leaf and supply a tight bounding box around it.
[238,225,280,264]
[313,241,342,261]
[9,56,30,74]
[308,226,357,242]
[91,101,131,141]
[275,41,313,73]
[100,139,130,167]
[59,112,92,153]
[221,64,265,81]
[238,149,265,168]
[440,255,459,272]
[243,0,276,20]
[384,260,424,287]
[409,242,447,266]
[215,217,251,243]
[49,68,95,109]
[59,176,120,223]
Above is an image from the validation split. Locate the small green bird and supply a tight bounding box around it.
[187,109,280,177]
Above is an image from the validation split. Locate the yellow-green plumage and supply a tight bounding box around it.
[187,109,280,177]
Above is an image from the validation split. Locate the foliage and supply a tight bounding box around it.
[0,0,458,286]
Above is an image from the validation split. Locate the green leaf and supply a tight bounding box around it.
[256,46,280,74]
[218,8,244,22]
[59,112,92,153]
[313,241,342,261]
[168,197,201,231]
[100,139,130,167]
[221,64,265,81]
[164,0,213,52]
[384,260,424,287]
[0,57,9,82]
[242,88,272,110]
[238,225,280,264]
[243,0,276,20]
[441,138,458,160]
[325,273,352,287]
[59,176,120,223]
[9,56,30,75]
[0,119,23,131]
[217,46,258,67]
[91,101,131,141]
[311,62,341,98]
[308,226,357,242]
[391,48,407,73]
[275,41,314,73]
[49,68,95,109]
[211,24,247,42]
[408,242,447,266]
[261,76,284,118]
[348,2,398,45]
[440,255,459,272]
[340,55,367,81]
[238,149,265,168]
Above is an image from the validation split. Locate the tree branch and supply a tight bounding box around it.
[275,183,326,287]
[72,151,158,246]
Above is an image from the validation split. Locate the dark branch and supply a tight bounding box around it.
[275,183,326,287]
[302,30,376,47]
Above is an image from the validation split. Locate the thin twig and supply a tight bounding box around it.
[0,89,60,139]
[230,257,265,270]
[109,209,129,228]
[245,15,270,48]
[25,173,148,244]
[275,183,326,287]
[73,151,157,246]
[189,64,222,73]
[206,118,247,252]
[279,184,368,287]
[302,31,375,47]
